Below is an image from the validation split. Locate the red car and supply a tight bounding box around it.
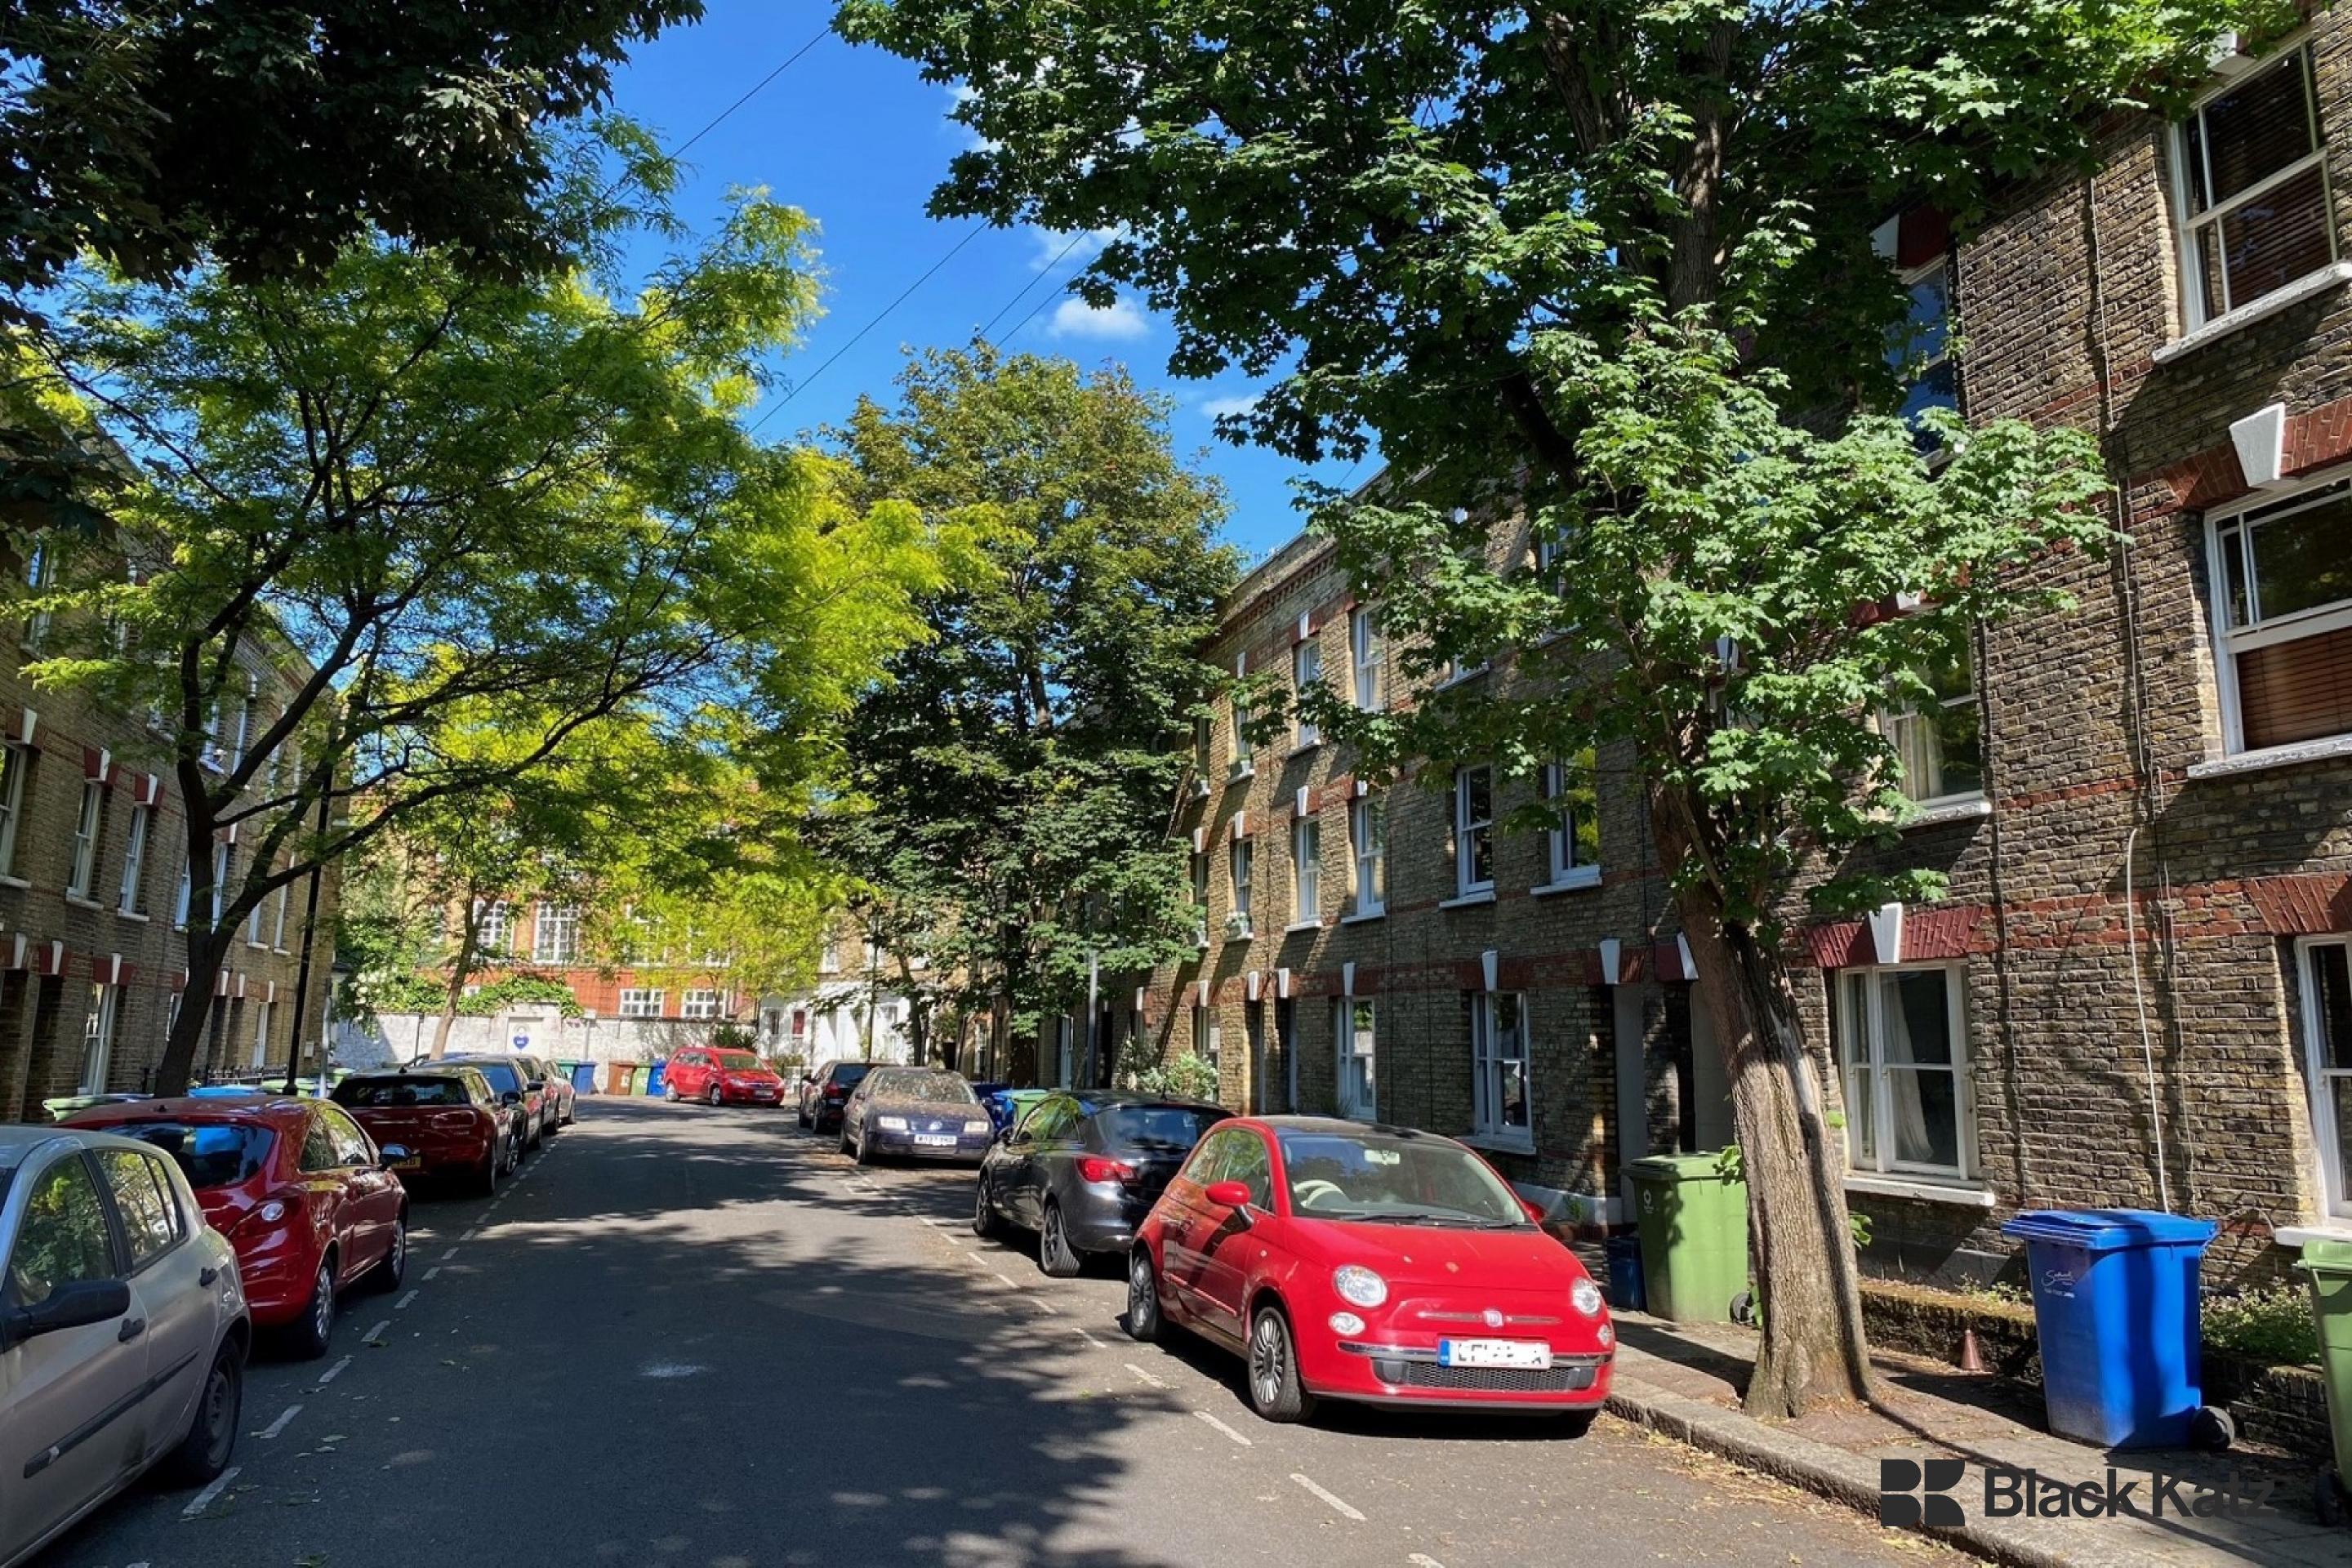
[665,1045,786,1107]
[331,1066,519,1194]
[1124,1116,1613,1428]
[69,1096,409,1359]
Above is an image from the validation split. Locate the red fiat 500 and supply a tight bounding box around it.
[1125,1116,1613,1428]
[69,1096,409,1359]
[666,1046,786,1107]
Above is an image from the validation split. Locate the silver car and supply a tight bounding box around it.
[1,1126,249,1567]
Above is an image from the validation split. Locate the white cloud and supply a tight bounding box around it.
[1199,394,1259,421]
[946,82,996,152]
[1030,225,1120,270]
[1046,295,1151,341]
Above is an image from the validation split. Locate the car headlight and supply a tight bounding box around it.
[964,1120,990,1134]
[1332,1264,1388,1308]
[875,1115,907,1130]
[1570,1278,1606,1318]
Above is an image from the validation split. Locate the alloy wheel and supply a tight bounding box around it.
[1125,1251,1162,1342]
[709,1084,724,1107]
[1250,1313,1286,1409]
[310,1263,335,1343]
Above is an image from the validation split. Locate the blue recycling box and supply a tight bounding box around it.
[1999,1208,2217,1449]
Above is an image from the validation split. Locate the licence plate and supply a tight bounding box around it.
[1438,1338,1552,1370]
[913,1134,957,1147]
[390,1157,422,1170]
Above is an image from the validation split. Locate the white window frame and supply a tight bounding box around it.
[475,899,510,956]
[2205,470,2352,755]
[2170,40,2336,332]
[117,801,150,914]
[1227,837,1254,939]
[1877,633,1984,807]
[22,537,54,652]
[1292,639,1322,748]
[231,682,256,771]
[2296,935,2352,1220]
[532,902,579,964]
[1350,608,1383,710]
[1471,991,1533,1148]
[207,840,231,928]
[173,855,192,929]
[1190,849,1211,947]
[1291,816,1321,925]
[250,1000,272,1071]
[272,880,291,950]
[1835,961,1976,1182]
[0,742,26,878]
[66,777,102,898]
[681,988,722,1021]
[1349,797,1386,918]
[78,982,118,1094]
[1453,765,1494,898]
[1541,756,1601,889]
[1334,998,1376,1120]
[247,871,269,945]
[1230,693,1254,778]
[618,988,664,1019]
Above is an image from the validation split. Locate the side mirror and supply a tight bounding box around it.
[1203,1179,1254,1210]
[1,1277,131,1349]
[1520,1196,1549,1226]
[525,1080,546,1092]
[501,1089,521,1106]
[380,1144,412,1163]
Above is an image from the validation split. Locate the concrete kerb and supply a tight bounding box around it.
[1604,1373,2180,1568]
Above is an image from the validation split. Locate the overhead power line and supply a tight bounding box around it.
[749,220,990,432]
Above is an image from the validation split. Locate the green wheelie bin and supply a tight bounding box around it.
[2299,1239,2352,1524]
[1627,1152,1750,1323]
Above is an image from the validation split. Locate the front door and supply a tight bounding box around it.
[0,1152,146,1563]
[1192,1129,1272,1339]
[94,1149,214,1462]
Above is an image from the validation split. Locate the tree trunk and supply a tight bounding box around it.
[431,899,484,1059]
[1674,902,1875,1416]
[155,925,225,1095]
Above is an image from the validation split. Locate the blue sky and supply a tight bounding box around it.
[607,4,1359,564]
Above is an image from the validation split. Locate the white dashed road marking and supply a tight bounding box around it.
[257,1405,301,1440]
[1123,1363,1168,1391]
[459,1228,479,1241]
[1194,1410,1254,1446]
[1074,1328,1107,1348]
[394,1289,419,1310]
[423,1267,442,1281]
[317,1355,354,1387]
[439,1248,459,1262]
[363,1320,391,1346]
[1290,1473,1365,1521]
[180,1465,240,1518]
[1408,1556,1448,1568]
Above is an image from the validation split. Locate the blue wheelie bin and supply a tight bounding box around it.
[644,1060,669,1098]
[569,1061,597,1094]
[2000,1209,2219,1449]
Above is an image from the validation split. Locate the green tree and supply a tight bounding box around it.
[842,0,2275,1414]
[822,342,1238,1080]
[22,145,947,1095]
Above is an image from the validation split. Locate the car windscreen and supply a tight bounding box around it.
[714,1052,763,1071]
[111,1121,276,1190]
[471,1062,521,1094]
[1100,1105,1227,1152]
[336,1078,470,1107]
[1276,1130,1528,1228]
[867,1070,976,1103]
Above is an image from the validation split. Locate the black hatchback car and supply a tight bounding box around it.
[797,1059,874,1133]
[973,1093,1230,1276]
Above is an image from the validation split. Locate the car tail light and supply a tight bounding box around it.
[824,1086,847,1101]
[433,1111,477,1130]
[1076,1156,1138,1185]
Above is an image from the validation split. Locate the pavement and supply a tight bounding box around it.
[1601,1305,2350,1567]
[38,1096,1968,1568]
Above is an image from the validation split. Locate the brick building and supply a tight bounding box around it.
[0,540,334,1118]
[1138,20,2352,1286]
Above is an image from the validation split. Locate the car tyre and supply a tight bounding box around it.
[853,1129,873,1166]
[1123,1250,1166,1344]
[367,1211,409,1292]
[796,1101,812,1129]
[708,1084,724,1108]
[1554,1410,1598,1439]
[162,1339,243,1485]
[1245,1303,1315,1423]
[1040,1201,1083,1278]
[973,1174,1004,1238]
[664,1081,680,1102]
[287,1257,336,1361]
[477,1140,501,1197]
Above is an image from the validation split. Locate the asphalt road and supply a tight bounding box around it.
[39,1098,1964,1568]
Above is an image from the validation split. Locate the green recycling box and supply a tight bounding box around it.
[2298,1238,2352,1517]
[1627,1152,1750,1323]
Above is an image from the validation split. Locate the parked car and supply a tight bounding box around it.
[0,1125,250,1568]
[437,1055,546,1152]
[1125,1116,1613,1429]
[66,1096,408,1359]
[330,1067,518,1194]
[514,1053,577,1129]
[839,1067,992,1165]
[975,1093,1230,1276]
[666,1045,787,1107]
[796,1059,873,1132]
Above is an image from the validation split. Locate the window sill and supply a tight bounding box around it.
[0,875,28,891]
[2274,1224,2352,1250]
[1438,889,1497,911]
[1340,907,1386,925]
[1229,763,1257,783]
[1530,866,1603,897]
[273,945,289,955]
[246,938,269,950]
[2154,261,2352,364]
[1843,1171,1996,1208]
[1899,795,1993,831]
[62,892,103,911]
[118,910,149,924]
[1459,1131,1536,1156]
[2187,732,2352,779]
[1223,929,1255,946]
[1290,739,1320,757]
[1282,920,1323,934]
[1431,665,1490,693]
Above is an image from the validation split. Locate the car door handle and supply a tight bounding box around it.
[118,1316,146,1343]
[199,1266,220,1287]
